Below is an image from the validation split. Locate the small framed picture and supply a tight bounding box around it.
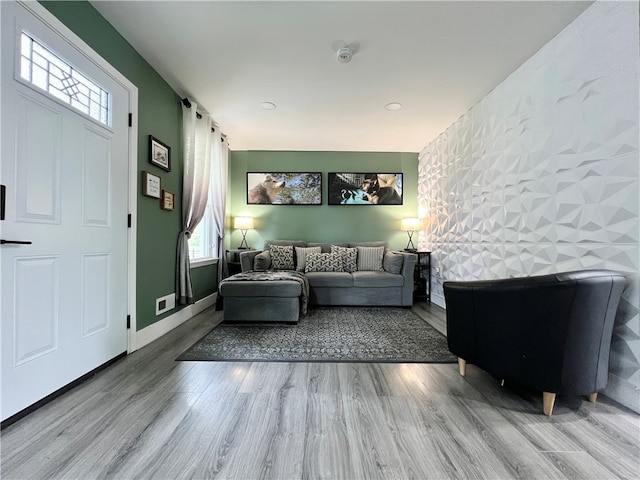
[161,190,175,211]
[149,135,171,172]
[142,171,161,198]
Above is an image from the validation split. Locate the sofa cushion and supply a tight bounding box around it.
[331,245,358,273]
[352,271,404,287]
[383,251,404,274]
[264,240,307,250]
[356,246,384,271]
[295,246,322,272]
[305,252,344,272]
[253,250,271,271]
[270,244,295,270]
[308,242,348,253]
[219,280,302,297]
[349,241,389,253]
[306,271,354,287]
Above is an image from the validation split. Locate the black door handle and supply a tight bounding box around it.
[0,239,32,245]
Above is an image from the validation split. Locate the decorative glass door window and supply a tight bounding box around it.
[19,32,110,126]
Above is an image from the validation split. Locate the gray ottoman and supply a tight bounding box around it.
[219,279,302,324]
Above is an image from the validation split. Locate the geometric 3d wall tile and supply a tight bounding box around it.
[418,1,640,412]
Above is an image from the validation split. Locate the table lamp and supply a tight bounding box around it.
[400,218,422,252]
[234,216,254,249]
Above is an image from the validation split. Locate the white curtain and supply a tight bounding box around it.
[209,128,229,281]
[176,102,213,305]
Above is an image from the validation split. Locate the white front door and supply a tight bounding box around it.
[1,1,131,421]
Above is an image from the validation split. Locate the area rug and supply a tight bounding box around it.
[176,306,457,363]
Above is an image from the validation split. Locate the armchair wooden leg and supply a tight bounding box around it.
[588,393,598,403]
[543,392,556,416]
[457,358,466,376]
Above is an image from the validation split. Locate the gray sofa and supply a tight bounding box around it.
[232,240,416,311]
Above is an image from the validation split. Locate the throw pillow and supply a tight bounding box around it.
[295,246,322,272]
[253,250,271,271]
[383,251,404,274]
[331,245,358,273]
[270,244,295,270]
[305,253,344,273]
[356,246,384,271]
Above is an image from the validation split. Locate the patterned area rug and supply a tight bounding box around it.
[176,306,457,363]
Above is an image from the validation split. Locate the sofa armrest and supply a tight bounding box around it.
[397,251,416,306]
[239,250,261,272]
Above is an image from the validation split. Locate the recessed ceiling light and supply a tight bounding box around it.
[260,102,277,110]
[385,102,402,111]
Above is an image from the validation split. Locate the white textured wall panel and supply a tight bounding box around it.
[418,1,640,413]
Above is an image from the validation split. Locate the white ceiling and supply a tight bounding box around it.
[90,0,593,153]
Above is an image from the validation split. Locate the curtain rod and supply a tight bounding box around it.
[181,97,202,120]
[182,97,225,138]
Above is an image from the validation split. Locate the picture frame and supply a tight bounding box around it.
[328,173,403,205]
[141,171,161,198]
[161,190,175,211]
[247,172,322,205]
[149,135,171,172]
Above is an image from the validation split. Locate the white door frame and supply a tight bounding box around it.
[17,0,139,352]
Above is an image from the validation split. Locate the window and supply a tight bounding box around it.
[20,32,110,126]
[189,206,214,262]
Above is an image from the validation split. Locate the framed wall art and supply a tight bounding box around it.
[149,135,171,172]
[328,173,403,205]
[161,190,175,211]
[141,171,161,199]
[247,172,322,205]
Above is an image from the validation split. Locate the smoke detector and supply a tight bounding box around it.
[337,47,353,63]
[333,40,359,64]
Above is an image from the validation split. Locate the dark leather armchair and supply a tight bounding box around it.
[443,270,626,415]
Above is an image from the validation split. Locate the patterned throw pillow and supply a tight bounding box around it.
[356,246,384,271]
[295,246,322,272]
[270,244,295,270]
[305,253,344,273]
[331,245,358,273]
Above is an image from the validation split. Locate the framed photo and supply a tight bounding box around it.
[247,172,322,205]
[142,171,161,198]
[328,173,403,205]
[161,190,175,211]
[149,135,171,172]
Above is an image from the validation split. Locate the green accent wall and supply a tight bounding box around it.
[230,151,419,251]
[41,1,218,330]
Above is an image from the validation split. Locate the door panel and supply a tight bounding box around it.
[15,94,62,223]
[13,256,59,365]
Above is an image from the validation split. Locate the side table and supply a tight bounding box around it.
[413,251,431,302]
[226,248,255,276]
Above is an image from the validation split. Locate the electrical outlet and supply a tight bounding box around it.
[156,293,175,315]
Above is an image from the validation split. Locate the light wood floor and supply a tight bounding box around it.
[1,303,638,480]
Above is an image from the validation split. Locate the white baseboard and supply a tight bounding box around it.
[134,293,217,351]
[431,293,446,309]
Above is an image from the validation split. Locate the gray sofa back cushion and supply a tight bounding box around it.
[253,250,271,271]
[348,241,389,253]
[383,251,404,274]
[264,240,307,250]
[308,242,348,253]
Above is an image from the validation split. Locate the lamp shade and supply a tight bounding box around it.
[234,216,254,230]
[400,218,422,231]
